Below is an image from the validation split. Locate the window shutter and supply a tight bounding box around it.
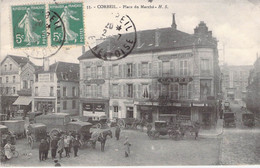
[170,61,175,76]
[158,62,162,77]
[119,65,122,77]
[123,84,126,97]
[94,67,97,78]
[119,85,121,97]
[133,84,136,98]
[138,84,141,98]
[188,60,192,75]
[118,106,121,111]
[109,84,113,97]
[148,62,152,77]
[133,63,136,77]
[123,64,127,78]
[102,66,106,78]
[137,63,141,77]
[153,61,158,76]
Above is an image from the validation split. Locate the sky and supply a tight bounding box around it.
[1,0,260,66]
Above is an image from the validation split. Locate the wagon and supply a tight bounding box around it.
[87,115,109,129]
[223,112,236,128]
[1,120,25,138]
[224,101,231,112]
[147,121,181,140]
[67,121,92,147]
[27,123,47,149]
[28,111,43,123]
[242,113,255,127]
[35,113,71,138]
[0,125,16,147]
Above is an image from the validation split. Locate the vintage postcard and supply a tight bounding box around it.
[0,0,259,167]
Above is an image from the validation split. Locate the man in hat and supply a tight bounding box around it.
[39,139,46,161]
[124,136,131,157]
[51,136,58,159]
[115,125,121,141]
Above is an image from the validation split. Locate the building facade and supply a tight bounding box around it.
[220,64,252,101]
[32,61,80,115]
[78,17,221,127]
[246,56,260,116]
[0,55,37,114]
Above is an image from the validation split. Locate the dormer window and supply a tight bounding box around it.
[4,65,7,71]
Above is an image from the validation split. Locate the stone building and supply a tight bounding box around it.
[220,64,252,101]
[78,15,221,127]
[246,56,260,115]
[0,55,38,115]
[32,60,80,115]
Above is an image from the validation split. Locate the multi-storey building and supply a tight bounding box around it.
[220,64,252,101]
[246,56,260,116]
[0,55,38,114]
[78,16,221,127]
[32,60,80,115]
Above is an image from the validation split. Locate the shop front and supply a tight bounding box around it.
[34,98,56,114]
[137,105,157,123]
[81,99,109,120]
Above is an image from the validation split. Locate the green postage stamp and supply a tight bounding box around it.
[12,5,47,48]
[49,3,84,46]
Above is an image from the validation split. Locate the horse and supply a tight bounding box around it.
[90,129,112,151]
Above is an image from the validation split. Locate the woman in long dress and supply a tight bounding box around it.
[18,8,41,45]
[60,6,80,43]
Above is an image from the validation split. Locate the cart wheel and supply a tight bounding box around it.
[12,151,19,158]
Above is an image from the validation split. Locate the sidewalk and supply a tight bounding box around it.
[200,119,224,138]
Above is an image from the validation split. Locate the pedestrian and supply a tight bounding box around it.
[44,136,50,160]
[51,136,58,159]
[67,132,73,153]
[7,109,10,120]
[57,136,64,159]
[39,139,46,161]
[72,135,80,157]
[64,135,70,157]
[4,141,12,160]
[54,159,61,166]
[124,136,131,157]
[115,125,121,140]
[194,122,200,140]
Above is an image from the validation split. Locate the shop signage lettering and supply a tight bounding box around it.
[84,79,105,85]
[158,77,193,85]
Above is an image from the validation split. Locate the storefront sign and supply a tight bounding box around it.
[83,103,93,111]
[84,79,105,85]
[158,77,193,85]
[94,103,105,112]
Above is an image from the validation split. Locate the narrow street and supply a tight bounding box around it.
[219,102,260,165]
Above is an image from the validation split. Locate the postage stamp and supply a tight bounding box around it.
[87,13,137,61]
[49,3,85,46]
[11,4,47,48]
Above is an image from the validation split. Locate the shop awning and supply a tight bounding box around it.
[13,96,32,105]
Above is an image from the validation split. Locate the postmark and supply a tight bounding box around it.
[12,4,47,48]
[87,13,137,61]
[49,3,84,46]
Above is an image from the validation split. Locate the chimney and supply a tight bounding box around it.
[171,13,177,29]
[82,46,85,55]
[43,57,50,71]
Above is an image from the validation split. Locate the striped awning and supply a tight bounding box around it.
[13,96,32,105]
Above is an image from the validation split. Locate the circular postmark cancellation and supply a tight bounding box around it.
[12,5,66,59]
[87,13,137,61]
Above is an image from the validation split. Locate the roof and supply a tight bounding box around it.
[36,61,79,82]
[1,55,29,66]
[68,121,92,126]
[78,27,217,60]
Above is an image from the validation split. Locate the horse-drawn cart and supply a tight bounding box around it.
[0,125,16,147]
[223,112,236,128]
[242,113,255,127]
[1,120,25,139]
[27,123,47,149]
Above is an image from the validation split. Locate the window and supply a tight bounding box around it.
[23,80,28,89]
[141,62,148,76]
[170,84,178,99]
[113,84,119,97]
[30,80,33,89]
[180,60,188,75]
[92,85,97,97]
[127,63,133,77]
[91,67,96,78]
[86,67,91,78]
[4,65,7,71]
[201,59,210,73]
[97,66,102,78]
[72,87,76,97]
[142,84,149,98]
[72,100,76,109]
[127,84,133,98]
[86,85,91,97]
[50,73,54,81]
[188,84,192,99]
[35,87,38,96]
[97,85,102,97]
[63,87,67,97]
[63,101,67,110]
[50,87,54,96]
[162,61,170,76]
[10,64,12,70]
[13,87,16,94]
[6,76,8,83]
[0,77,2,83]
[179,85,187,99]
[112,65,119,77]
[113,106,118,112]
